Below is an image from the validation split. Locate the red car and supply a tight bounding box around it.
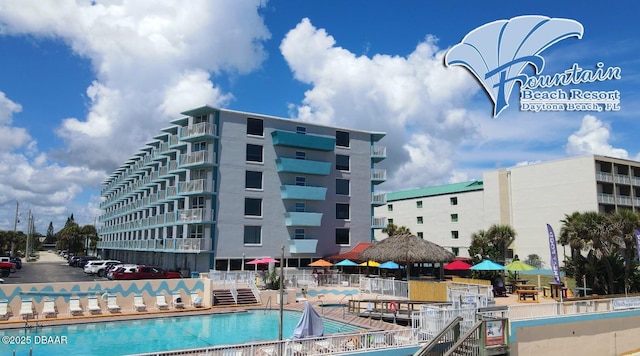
[110,265,182,280]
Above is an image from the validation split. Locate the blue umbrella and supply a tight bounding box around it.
[470,259,506,271]
[335,259,358,266]
[379,261,400,269]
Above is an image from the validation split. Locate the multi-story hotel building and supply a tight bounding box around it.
[375,154,640,267]
[98,106,387,273]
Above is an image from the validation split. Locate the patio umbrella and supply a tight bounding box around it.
[360,233,455,280]
[505,260,535,281]
[444,260,472,271]
[379,261,400,269]
[292,302,324,339]
[358,260,380,267]
[334,259,358,267]
[470,259,506,271]
[308,259,333,267]
[245,259,263,265]
[257,257,280,264]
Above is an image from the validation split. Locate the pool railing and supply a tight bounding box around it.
[130,327,420,356]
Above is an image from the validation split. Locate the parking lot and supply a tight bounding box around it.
[1,251,102,284]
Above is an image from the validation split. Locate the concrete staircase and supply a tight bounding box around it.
[213,288,258,306]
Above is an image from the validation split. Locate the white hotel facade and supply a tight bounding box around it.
[375,155,640,267]
[98,106,387,274]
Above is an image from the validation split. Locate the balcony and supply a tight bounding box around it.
[615,174,631,185]
[271,130,335,151]
[289,239,318,254]
[596,172,613,183]
[597,193,615,205]
[276,158,331,176]
[178,179,213,195]
[371,169,387,184]
[617,196,633,206]
[371,145,386,162]
[280,185,327,201]
[176,208,215,223]
[180,122,217,141]
[179,151,215,168]
[284,212,323,226]
[372,192,387,206]
[372,216,387,229]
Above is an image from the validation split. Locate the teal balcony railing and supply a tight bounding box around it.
[272,130,335,151]
[284,212,323,226]
[280,185,327,201]
[276,158,331,175]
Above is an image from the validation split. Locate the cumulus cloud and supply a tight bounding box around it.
[0,1,271,231]
[280,18,480,190]
[566,115,629,158]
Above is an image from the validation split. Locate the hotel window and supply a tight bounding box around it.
[188,224,203,239]
[387,204,393,211]
[450,197,458,205]
[295,202,305,212]
[388,218,394,225]
[295,176,306,186]
[335,228,350,245]
[336,130,350,148]
[194,114,209,124]
[336,155,350,171]
[452,247,459,256]
[247,117,264,136]
[451,231,459,239]
[336,203,350,220]
[417,232,423,239]
[190,196,205,209]
[294,228,305,239]
[194,141,207,152]
[296,126,306,134]
[296,151,306,160]
[244,226,261,244]
[416,200,423,209]
[417,216,423,224]
[336,179,350,195]
[246,144,263,163]
[451,213,458,222]
[244,198,262,217]
[245,171,263,190]
[192,169,207,180]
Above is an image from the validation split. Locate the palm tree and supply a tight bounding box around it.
[486,224,516,264]
[610,209,640,293]
[382,222,410,237]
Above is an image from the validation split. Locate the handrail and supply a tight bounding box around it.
[264,296,272,314]
[413,316,463,356]
[443,320,483,356]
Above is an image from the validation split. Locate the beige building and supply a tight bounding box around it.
[375,154,640,267]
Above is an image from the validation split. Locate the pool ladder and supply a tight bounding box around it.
[264,296,272,313]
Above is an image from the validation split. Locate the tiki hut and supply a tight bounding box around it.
[360,233,455,280]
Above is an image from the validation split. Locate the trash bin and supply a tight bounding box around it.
[190,271,200,278]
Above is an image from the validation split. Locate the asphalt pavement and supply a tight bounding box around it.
[1,251,101,284]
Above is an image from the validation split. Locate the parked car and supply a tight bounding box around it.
[110,265,182,280]
[0,259,14,277]
[84,260,121,277]
[108,265,139,280]
[71,256,99,268]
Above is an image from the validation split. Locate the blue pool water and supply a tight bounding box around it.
[1,310,361,355]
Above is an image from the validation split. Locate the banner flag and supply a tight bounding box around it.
[547,224,562,284]
[634,229,640,264]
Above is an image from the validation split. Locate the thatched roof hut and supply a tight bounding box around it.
[360,233,455,278]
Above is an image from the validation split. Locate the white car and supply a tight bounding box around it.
[84,260,121,277]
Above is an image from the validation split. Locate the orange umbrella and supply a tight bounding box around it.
[308,259,333,267]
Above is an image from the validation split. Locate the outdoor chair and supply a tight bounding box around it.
[172,293,184,309]
[87,296,102,314]
[0,299,10,320]
[41,298,57,318]
[133,295,146,312]
[107,294,120,313]
[189,292,203,308]
[69,297,83,316]
[19,298,34,319]
[156,294,169,310]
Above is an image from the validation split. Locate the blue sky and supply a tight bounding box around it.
[0,0,638,234]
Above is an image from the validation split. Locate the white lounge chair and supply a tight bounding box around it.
[172,293,184,309]
[19,299,34,319]
[0,299,10,320]
[69,297,83,316]
[156,294,169,310]
[41,298,57,318]
[133,295,146,312]
[190,292,203,308]
[87,296,101,314]
[107,295,120,313]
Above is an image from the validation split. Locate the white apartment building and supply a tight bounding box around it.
[375,154,640,267]
[98,106,386,273]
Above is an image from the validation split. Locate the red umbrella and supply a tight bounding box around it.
[246,259,263,265]
[444,260,472,271]
[258,257,280,264]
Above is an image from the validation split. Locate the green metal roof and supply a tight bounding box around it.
[386,180,483,201]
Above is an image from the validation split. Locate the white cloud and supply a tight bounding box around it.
[566,115,629,158]
[280,18,480,190]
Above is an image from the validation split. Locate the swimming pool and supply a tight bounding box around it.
[1,310,361,355]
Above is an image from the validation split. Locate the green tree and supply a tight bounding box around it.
[382,222,411,237]
[80,224,100,254]
[486,224,517,264]
[45,222,56,244]
[524,254,543,269]
[56,215,84,254]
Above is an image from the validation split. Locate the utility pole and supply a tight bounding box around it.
[10,201,19,257]
[25,210,31,258]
